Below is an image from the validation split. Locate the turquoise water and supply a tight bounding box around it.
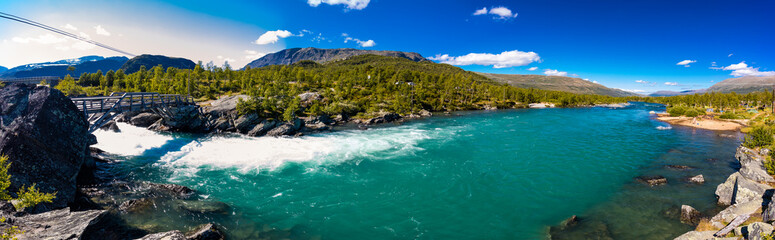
[93,103,742,239]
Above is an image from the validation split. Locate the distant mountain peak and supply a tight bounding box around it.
[244,47,427,68]
[477,73,639,97]
[1,56,129,78]
[707,76,775,94]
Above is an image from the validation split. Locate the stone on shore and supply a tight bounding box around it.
[14,207,107,240]
[100,120,121,132]
[716,172,772,206]
[266,119,304,137]
[636,176,668,186]
[681,205,701,225]
[689,175,705,184]
[666,165,695,170]
[673,231,719,240]
[130,113,162,127]
[138,230,186,240]
[745,222,774,240]
[0,84,94,211]
[357,111,402,125]
[737,146,775,183]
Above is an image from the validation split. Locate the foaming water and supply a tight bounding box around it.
[93,103,742,240]
[157,124,447,174]
[93,123,173,156]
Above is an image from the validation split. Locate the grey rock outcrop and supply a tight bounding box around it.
[247,120,278,137]
[13,208,107,240]
[266,119,304,137]
[233,113,261,133]
[715,172,772,205]
[204,94,249,117]
[0,84,94,210]
[358,111,402,125]
[710,200,761,229]
[674,231,718,240]
[130,113,161,127]
[297,92,322,104]
[737,146,775,183]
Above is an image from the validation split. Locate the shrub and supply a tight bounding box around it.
[744,126,774,148]
[0,217,22,240]
[0,155,56,211]
[766,158,775,176]
[684,109,700,117]
[668,106,687,116]
[13,184,56,211]
[719,112,740,119]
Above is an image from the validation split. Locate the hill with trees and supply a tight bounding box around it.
[244,47,427,68]
[477,73,638,97]
[120,54,196,74]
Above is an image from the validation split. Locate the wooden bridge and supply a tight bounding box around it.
[71,92,196,133]
[0,76,65,86]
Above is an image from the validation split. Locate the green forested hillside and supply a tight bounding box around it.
[54,54,623,120]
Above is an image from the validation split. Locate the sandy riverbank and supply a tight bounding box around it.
[656,114,746,131]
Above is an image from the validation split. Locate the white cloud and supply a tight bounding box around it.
[665,82,679,86]
[244,50,266,60]
[544,69,567,76]
[474,6,518,19]
[728,53,733,57]
[429,50,540,68]
[473,7,488,15]
[617,88,646,93]
[255,30,293,45]
[720,61,775,77]
[12,34,68,44]
[343,33,376,47]
[527,66,538,71]
[307,0,370,10]
[592,80,599,84]
[635,80,655,86]
[63,24,78,31]
[676,60,696,67]
[94,25,111,36]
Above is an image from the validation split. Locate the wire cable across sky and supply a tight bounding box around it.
[0,12,136,57]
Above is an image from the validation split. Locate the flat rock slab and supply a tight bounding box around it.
[710,200,761,229]
[715,172,772,206]
[15,208,107,240]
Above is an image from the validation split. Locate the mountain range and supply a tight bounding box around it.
[477,73,638,97]
[244,47,427,69]
[120,54,196,74]
[0,56,127,78]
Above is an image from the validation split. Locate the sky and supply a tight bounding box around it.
[1,0,774,94]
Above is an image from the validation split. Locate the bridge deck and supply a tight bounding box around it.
[70,92,195,133]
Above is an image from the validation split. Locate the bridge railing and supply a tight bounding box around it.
[71,92,195,114]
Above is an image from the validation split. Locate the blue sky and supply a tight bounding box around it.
[1,0,774,94]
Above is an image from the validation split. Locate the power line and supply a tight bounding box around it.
[0,12,136,57]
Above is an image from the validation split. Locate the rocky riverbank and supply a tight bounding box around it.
[672,145,775,240]
[0,83,227,240]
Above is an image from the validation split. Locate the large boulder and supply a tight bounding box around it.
[0,84,94,210]
[247,119,278,137]
[13,208,107,240]
[233,113,261,133]
[297,92,323,105]
[130,112,162,127]
[266,119,304,137]
[715,172,773,206]
[737,146,775,183]
[186,223,225,240]
[681,205,701,225]
[746,222,774,240]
